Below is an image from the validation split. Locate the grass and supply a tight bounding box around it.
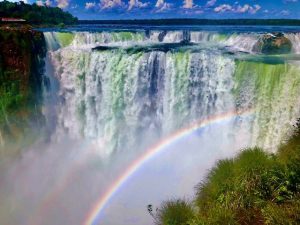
[152,119,300,225]
[154,199,195,225]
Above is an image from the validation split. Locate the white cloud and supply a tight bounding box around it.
[214,4,232,12]
[214,3,261,14]
[56,0,69,8]
[236,4,250,13]
[99,0,125,9]
[85,1,96,9]
[155,0,163,7]
[128,0,149,11]
[34,0,52,6]
[206,0,216,7]
[248,4,261,14]
[36,0,43,6]
[45,0,52,6]
[280,9,290,15]
[182,0,193,9]
[155,0,172,12]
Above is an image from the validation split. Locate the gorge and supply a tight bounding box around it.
[0,27,300,225]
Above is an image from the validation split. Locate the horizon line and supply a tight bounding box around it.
[79,18,300,21]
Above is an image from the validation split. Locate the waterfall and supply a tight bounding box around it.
[49,48,235,154]
[1,29,300,225]
[285,33,300,53]
[233,60,300,150]
[44,31,300,155]
[190,32,259,52]
[44,32,61,51]
[46,30,300,53]
[45,31,260,51]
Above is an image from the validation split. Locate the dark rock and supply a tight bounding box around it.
[158,31,167,42]
[253,32,292,54]
[92,46,119,51]
[92,42,197,54]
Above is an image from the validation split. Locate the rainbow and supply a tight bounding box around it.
[83,108,254,225]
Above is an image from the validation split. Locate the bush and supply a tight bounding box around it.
[262,200,300,225]
[155,199,195,225]
[153,120,300,225]
[195,159,236,209]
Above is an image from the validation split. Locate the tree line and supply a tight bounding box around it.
[0,1,77,25]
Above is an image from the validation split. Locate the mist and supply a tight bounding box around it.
[0,115,252,225]
[1,28,300,225]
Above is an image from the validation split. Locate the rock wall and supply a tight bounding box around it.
[0,26,46,157]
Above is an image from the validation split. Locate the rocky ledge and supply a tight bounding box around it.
[253,32,292,54]
[0,25,46,156]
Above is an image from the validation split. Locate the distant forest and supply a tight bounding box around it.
[80,19,300,26]
[0,1,77,25]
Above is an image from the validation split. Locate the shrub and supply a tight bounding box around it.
[262,200,300,225]
[155,199,195,225]
[153,120,300,225]
[195,159,235,209]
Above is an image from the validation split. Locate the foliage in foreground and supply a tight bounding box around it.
[152,120,300,225]
[151,200,195,225]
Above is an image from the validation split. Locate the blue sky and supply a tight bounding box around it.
[25,0,300,19]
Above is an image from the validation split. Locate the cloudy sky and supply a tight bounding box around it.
[26,0,300,22]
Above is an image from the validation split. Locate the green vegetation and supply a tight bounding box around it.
[0,27,46,156]
[0,1,77,26]
[152,119,300,225]
[150,200,195,225]
[55,32,75,47]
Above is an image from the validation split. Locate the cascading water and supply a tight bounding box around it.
[285,32,300,53]
[1,29,300,225]
[48,41,237,154]
[45,30,300,154]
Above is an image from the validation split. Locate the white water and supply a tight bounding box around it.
[285,32,300,53]
[44,31,261,52]
[48,43,238,155]
[44,30,300,53]
[0,30,300,225]
[43,31,300,154]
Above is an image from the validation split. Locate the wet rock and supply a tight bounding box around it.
[0,26,46,153]
[253,32,292,54]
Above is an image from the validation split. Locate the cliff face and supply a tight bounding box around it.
[0,26,46,156]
